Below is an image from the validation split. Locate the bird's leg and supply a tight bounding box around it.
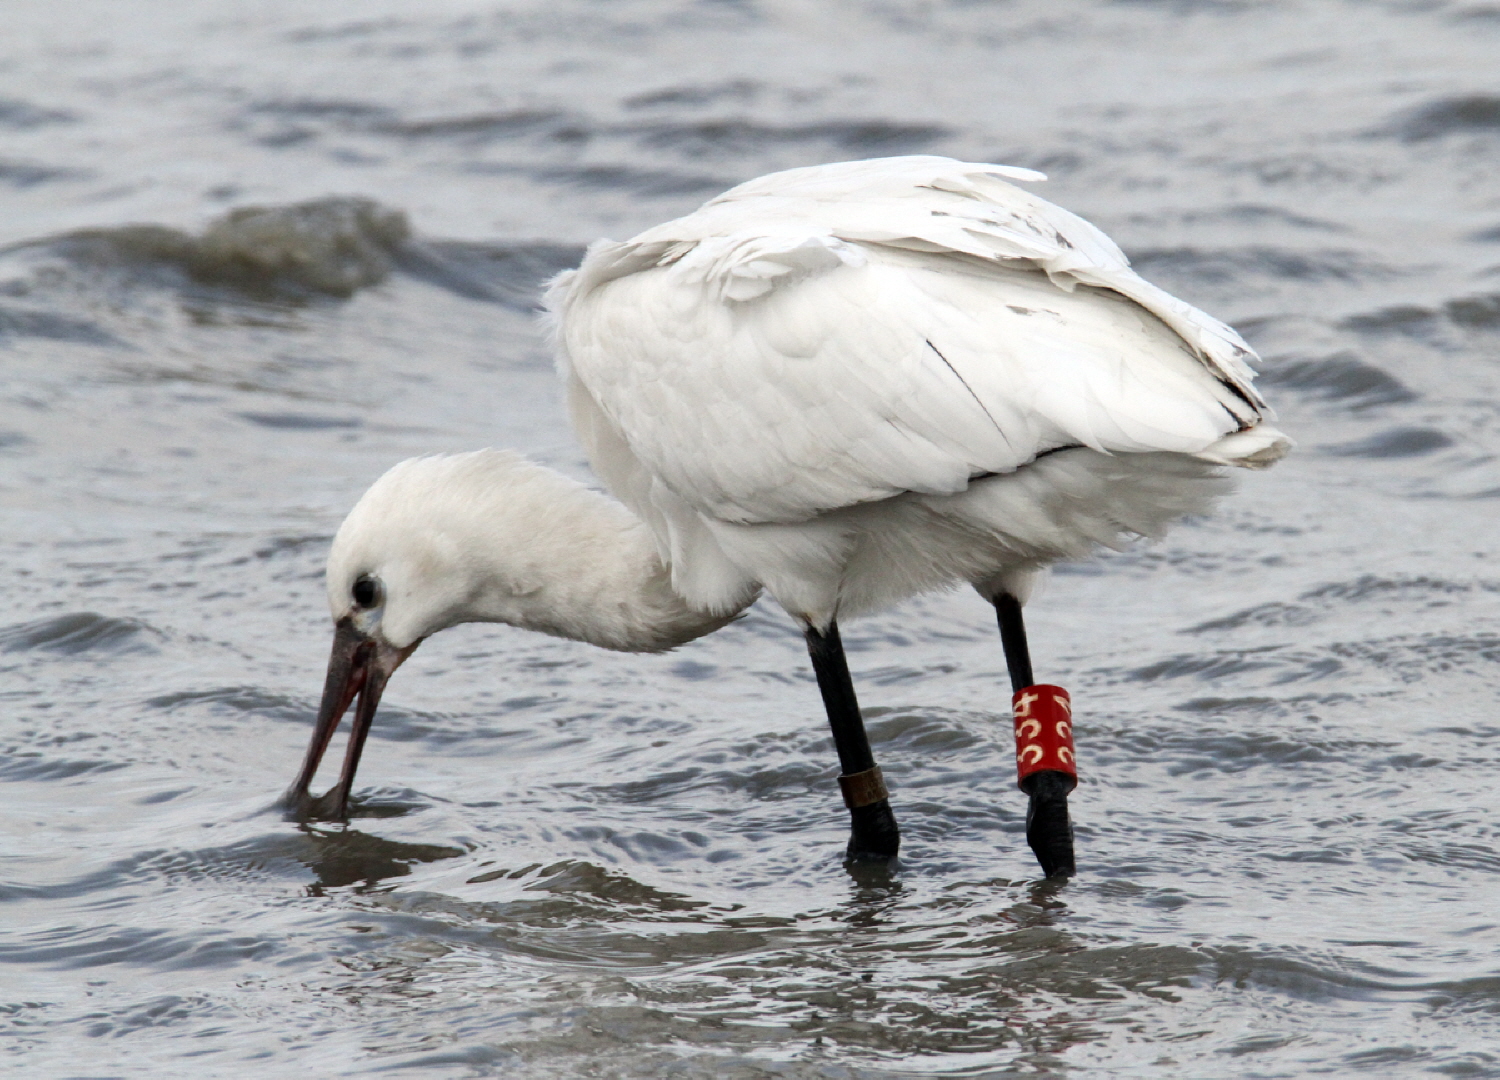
[804,621,900,861]
[994,593,1076,879]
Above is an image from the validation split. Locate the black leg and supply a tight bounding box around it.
[805,622,900,861]
[1024,770,1076,879]
[994,593,1076,879]
[994,593,1034,694]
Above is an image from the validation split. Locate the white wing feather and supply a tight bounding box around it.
[549,156,1270,530]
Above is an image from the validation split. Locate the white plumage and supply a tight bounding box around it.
[545,155,1288,629]
[292,157,1291,845]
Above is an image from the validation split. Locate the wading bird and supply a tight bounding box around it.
[285,156,1289,878]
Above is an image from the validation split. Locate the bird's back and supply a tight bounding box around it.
[547,156,1289,624]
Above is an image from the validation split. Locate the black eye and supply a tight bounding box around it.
[352,575,381,609]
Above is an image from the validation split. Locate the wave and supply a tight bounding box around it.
[510,163,728,197]
[1386,94,1500,141]
[0,96,75,130]
[0,924,278,971]
[0,303,119,345]
[40,197,411,300]
[1341,293,1500,335]
[1321,427,1454,458]
[624,80,761,110]
[0,612,161,655]
[396,237,583,306]
[235,94,951,173]
[0,158,89,189]
[628,117,950,156]
[1446,293,1500,328]
[0,197,585,311]
[1256,350,1417,407]
[374,107,570,141]
[1189,575,1494,633]
[1125,630,1500,688]
[1128,245,1397,285]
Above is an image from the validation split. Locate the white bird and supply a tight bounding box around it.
[286,156,1290,878]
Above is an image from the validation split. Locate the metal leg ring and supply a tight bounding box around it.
[838,765,889,809]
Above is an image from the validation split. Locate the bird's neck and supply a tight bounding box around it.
[446,458,742,653]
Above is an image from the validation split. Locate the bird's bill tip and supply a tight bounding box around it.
[281,619,416,821]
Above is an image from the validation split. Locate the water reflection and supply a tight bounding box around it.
[296,825,466,895]
[840,858,904,928]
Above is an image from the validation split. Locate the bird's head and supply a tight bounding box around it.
[284,451,539,819]
[323,454,492,650]
[281,449,735,819]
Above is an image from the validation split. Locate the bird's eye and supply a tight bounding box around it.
[351,575,382,609]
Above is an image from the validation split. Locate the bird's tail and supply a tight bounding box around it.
[1193,425,1294,470]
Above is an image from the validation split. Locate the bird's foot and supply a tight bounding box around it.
[1025,770,1075,879]
[279,784,350,823]
[846,799,901,862]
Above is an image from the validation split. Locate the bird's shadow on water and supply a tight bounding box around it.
[840,852,1075,926]
[289,822,467,896]
[1022,875,1073,923]
[836,870,1075,952]
[839,858,907,929]
[268,783,463,895]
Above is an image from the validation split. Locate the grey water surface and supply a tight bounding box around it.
[3,1,1500,1076]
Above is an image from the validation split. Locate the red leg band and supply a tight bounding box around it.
[1013,684,1077,792]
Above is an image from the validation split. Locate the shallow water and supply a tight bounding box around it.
[3,1,1500,1076]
